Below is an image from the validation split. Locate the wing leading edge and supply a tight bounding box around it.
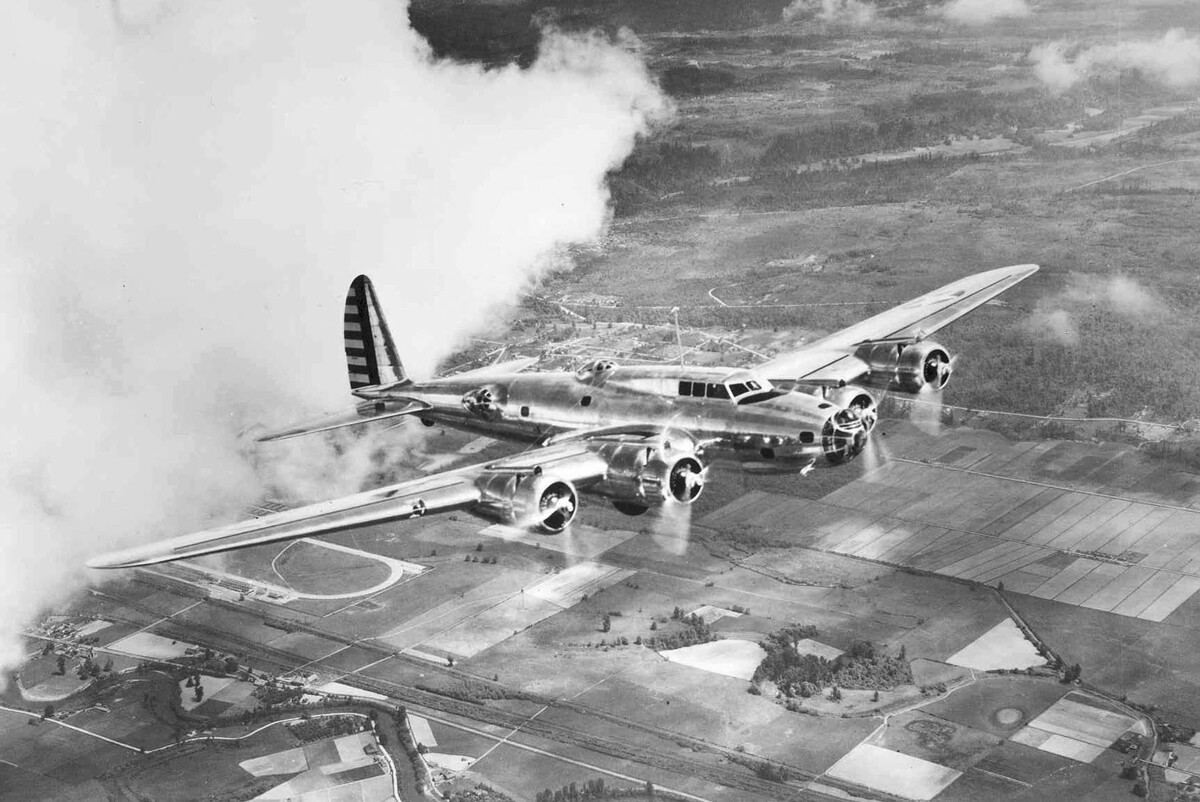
[757,264,1039,382]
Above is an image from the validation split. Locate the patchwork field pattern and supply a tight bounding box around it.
[705,433,1200,622]
[1009,694,1141,763]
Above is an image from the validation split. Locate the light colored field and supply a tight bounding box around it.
[421,595,562,657]
[526,561,630,606]
[660,639,766,681]
[1164,743,1200,783]
[76,620,112,637]
[408,715,437,748]
[946,618,1043,671]
[823,743,962,801]
[253,775,391,802]
[179,675,237,711]
[108,632,194,659]
[241,747,308,776]
[1009,694,1138,763]
[334,732,377,765]
[399,562,632,657]
[1010,727,1105,762]
[318,682,387,702]
[249,732,390,802]
[795,638,844,661]
[689,604,743,624]
[424,753,474,771]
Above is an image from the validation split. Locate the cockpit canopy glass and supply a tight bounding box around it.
[678,377,768,401]
[575,359,618,381]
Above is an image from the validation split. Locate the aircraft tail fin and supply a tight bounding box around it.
[344,275,407,389]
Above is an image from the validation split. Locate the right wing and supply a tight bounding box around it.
[87,439,609,569]
[757,264,1038,383]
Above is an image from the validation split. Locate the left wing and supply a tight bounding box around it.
[87,439,610,569]
[757,264,1038,383]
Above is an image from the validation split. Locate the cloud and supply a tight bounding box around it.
[1024,307,1080,347]
[1023,274,1161,346]
[1031,29,1200,92]
[941,0,1031,25]
[0,1,668,685]
[784,0,876,25]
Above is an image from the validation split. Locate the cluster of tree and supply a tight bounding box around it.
[287,714,364,743]
[644,609,715,651]
[465,554,499,564]
[1061,663,1083,684]
[180,647,241,678]
[753,628,912,697]
[416,679,533,705]
[610,143,724,216]
[535,779,657,802]
[950,298,1200,421]
[76,655,113,680]
[253,682,305,708]
[832,641,914,691]
[728,753,791,783]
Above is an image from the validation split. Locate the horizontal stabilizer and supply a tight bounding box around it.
[255,398,430,442]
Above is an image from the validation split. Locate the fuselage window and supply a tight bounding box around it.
[707,383,730,400]
[690,383,706,398]
[729,382,748,397]
[520,405,530,417]
[800,431,814,444]
[678,380,692,396]
[580,396,592,407]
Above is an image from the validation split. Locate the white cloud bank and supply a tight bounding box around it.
[0,0,668,684]
[1031,29,1200,92]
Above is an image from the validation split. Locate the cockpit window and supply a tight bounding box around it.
[707,383,730,399]
[729,382,748,397]
[747,380,761,391]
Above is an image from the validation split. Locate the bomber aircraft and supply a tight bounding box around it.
[89,264,1038,569]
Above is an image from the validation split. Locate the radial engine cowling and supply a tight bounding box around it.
[821,388,877,465]
[591,439,705,508]
[461,384,507,421]
[474,472,578,533]
[855,341,952,395]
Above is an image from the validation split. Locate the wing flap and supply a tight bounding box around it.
[254,398,431,442]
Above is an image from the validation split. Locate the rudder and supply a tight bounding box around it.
[344,275,407,389]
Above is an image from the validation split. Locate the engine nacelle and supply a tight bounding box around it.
[461,384,507,421]
[821,388,877,465]
[590,440,705,508]
[474,472,578,533]
[855,341,952,395]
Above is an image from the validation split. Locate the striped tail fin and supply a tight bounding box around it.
[344,275,407,389]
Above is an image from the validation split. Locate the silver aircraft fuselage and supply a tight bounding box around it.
[356,360,876,470]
